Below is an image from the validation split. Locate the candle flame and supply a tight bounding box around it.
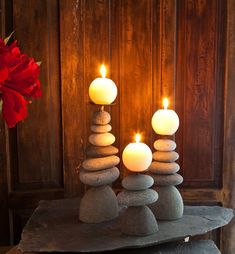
[100,64,106,78]
[135,134,141,143]
[163,97,169,109]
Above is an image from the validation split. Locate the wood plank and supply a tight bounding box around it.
[60,0,112,197]
[59,0,85,197]
[160,0,176,102]
[152,0,161,123]
[0,0,12,246]
[119,0,153,177]
[152,0,177,143]
[83,0,112,148]
[181,189,222,203]
[176,0,225,188]
[8,189,64,209]
[13,0,62,189]
[109,0,121,188]
[222,0,235,253]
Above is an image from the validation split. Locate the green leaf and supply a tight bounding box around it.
[36,61,42,66]
[4,31,15,45]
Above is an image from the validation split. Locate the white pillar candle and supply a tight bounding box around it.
[152,98,179,135]
[122,134,152,172]
[89,65,117,105]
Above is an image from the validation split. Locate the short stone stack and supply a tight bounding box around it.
[148,139,184,220]
[79,107,120,223]
[117,174,158,235]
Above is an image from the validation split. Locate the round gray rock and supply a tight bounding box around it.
[89,133,115,146]
[117,189,158,206]
[150,173,183,186]
[122,174,154,190]
[79,167,120,186]
[153,151,179,162]
[82,155,120,171]
[91,124,112,133]
[149,161,180,174]
[149,185,184,220]
[92,110,111,125]
[120,206,158,236]
[79,185,118,223]
[154,139,176,151]
[85,145,118,157]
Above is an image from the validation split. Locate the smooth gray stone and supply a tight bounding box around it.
[79,167,120,186]
[85,145,118,157]
[122,174,154,190]
[79,185,118,223]
[149,185,184,220]
[92,110,111,125]
[153,151,179,162]
[149,161,180,174]
[154,139,176,151]
[91,124,112,133]
[13,240,222,254]
[120,206,158,236]
[89,133,115,146]
[151,173,183,186]
[82,155,120,171]
[18,198,234,253]
[117,189,158,206]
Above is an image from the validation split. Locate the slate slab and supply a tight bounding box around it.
[8,240,221,254]
[18,198,233,253]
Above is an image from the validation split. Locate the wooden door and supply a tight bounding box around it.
[0,0,234,253]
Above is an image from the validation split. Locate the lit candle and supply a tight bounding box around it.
[89,65,117,105]
[151,98,179,135]
[122,134,152,172]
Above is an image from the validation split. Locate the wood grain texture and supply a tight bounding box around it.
[221,0,235,253]
[6,0,63,244]
[176,0,225,188]
[160,0,176,102]
[60,0,113,196]
[151,0,177,144]
[0,0,232,250]
[0,0,11,245]
[13,0,62,189]
[59,0,85,197]
[83,0,112,149]
[119,0,153,177]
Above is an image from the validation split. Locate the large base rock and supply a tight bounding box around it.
[120,206,158,236]
[79,185,118,223]
[150,186,183,220]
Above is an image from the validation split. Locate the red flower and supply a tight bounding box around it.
[0,38,42,128]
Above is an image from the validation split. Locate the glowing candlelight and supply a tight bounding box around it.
[122,134,152,172]
[151,98,179,135]
[89,65,117,105]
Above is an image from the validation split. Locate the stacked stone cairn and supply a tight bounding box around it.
[118,175,159,235]
[148,138,184,220]
[79,107,120,223]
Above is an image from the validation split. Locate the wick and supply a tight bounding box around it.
[101,105,104,111]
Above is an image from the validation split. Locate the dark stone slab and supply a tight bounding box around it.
[18,198,233,253]
[8,240,221,254]
[106,240,221,254]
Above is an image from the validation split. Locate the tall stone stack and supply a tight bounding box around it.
[79,107,120,223]
[148,138,184,220]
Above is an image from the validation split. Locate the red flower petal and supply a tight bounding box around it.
[0,64,8,83]
[0,39,42,127]
[1,86,28,128]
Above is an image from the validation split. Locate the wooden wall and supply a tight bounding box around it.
[0,0,234,252]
